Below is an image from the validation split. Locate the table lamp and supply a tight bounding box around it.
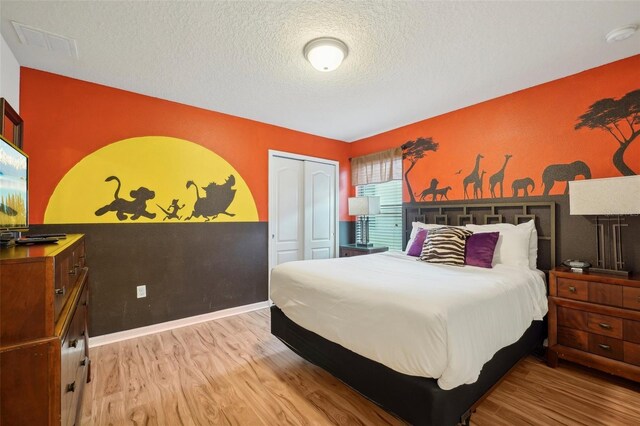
[569,176,640,276]
[348,196,380,247]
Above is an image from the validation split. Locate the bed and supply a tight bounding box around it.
[271,201,555,425]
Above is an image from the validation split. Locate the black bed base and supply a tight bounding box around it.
[271,306,545,426]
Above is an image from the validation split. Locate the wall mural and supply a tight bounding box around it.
[541,161,591,196]
[184,175,236,221]
[402,137,439,203]
[44,136,258,223]
[95,176,157,221]
[401,87,639,202]
[575,89,639,176]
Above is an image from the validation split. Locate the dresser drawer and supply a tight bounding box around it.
[60,296,87,426]
[589,282,623,307]
[625,342,640,366]
[623,287,640,311]
[558,327,588,351]
[54,252,72,320]
[54,240,87,322]
[340,248,359,257]
[587,313,623,339]
[557,278,588,301]
[624,319,640,344]
[588,334,624,361]
[75,241,86,269]
[557,307,587,329]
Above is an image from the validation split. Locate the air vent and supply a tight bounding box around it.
[11,21,78,59]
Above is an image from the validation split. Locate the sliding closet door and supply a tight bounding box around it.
[271,156,305,266]
[269,152,338,274]
[304,161,336,260]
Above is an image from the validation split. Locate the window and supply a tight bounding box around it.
[356,180,402,250]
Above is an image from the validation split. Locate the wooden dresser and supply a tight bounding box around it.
[548,267,640,382]
[0,235,90,425]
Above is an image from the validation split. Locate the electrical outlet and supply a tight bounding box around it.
[136,285,147,298]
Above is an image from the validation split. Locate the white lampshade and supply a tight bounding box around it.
[304,37,348,72]
[348,196,380,216]
[569,176,640,215]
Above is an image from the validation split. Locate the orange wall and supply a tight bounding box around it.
[21,55,639,224]
[21,68,351,223]
[350,55,640,202]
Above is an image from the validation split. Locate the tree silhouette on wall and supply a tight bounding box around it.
[402,137,439,203]
[575,89,639,176]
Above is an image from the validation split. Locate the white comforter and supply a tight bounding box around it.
[270,251,548,390]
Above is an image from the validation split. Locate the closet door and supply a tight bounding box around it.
[271,156,305,267]
[304,161,336,260]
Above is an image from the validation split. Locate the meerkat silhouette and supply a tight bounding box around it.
[157,199,185,220]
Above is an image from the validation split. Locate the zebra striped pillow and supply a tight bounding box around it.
[419,227,473,266]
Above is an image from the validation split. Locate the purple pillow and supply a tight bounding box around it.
[407,228,428,257]
[465,232,499,268]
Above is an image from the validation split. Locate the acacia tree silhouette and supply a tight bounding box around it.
[402,137,439,203]
[575,89,640,176]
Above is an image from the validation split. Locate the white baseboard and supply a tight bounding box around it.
[88,301,270,347]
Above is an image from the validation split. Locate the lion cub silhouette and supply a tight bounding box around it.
[95,176,156,221]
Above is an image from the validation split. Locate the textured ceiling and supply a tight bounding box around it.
[1,1,639,142]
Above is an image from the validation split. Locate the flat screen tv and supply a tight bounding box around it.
[0,134,28,230]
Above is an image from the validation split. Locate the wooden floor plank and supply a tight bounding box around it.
[81,309,640,425]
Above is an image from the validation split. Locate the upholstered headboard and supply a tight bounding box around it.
[403,201,556,271]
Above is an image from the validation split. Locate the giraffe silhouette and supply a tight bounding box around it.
[489,154,512,198]
[463,154,484,199]
[474,170,486,199]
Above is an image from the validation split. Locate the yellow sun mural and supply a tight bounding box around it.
[45,136,258,223]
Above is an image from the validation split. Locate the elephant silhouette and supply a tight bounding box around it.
[512,177,535,197]
[542,161,591,195]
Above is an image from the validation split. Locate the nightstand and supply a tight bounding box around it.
[339,244,389,258]
[547,267,640,382]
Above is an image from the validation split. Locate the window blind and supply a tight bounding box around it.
[356,180,402,251]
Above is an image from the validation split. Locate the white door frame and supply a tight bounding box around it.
[268,150,340,298]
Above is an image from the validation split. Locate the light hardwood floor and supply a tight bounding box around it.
[81,309,640,425]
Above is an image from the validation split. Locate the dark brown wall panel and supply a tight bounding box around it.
[29,222,268,336]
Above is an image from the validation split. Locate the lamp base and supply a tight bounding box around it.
[589,267,630,278]
[355,242,374,248]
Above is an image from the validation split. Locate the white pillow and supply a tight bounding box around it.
[466,220,536,268]
[405,222,447,251]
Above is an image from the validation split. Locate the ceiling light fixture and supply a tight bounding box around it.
[304,37,348,72]
[605,25,637,43]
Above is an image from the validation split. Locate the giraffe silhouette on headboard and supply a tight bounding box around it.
[463,154,484,199]
[474,170,486,199]
[489,154,512,198]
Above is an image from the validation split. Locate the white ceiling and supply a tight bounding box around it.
[1,1,639,142]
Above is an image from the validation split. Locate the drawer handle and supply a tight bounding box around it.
[66,382,75,393]
[598,323,612,330]
[69,339,78,348]
[568,286,577,293]
[598,344,611,351]
[55,288,65,296]
[80,358,86,367]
